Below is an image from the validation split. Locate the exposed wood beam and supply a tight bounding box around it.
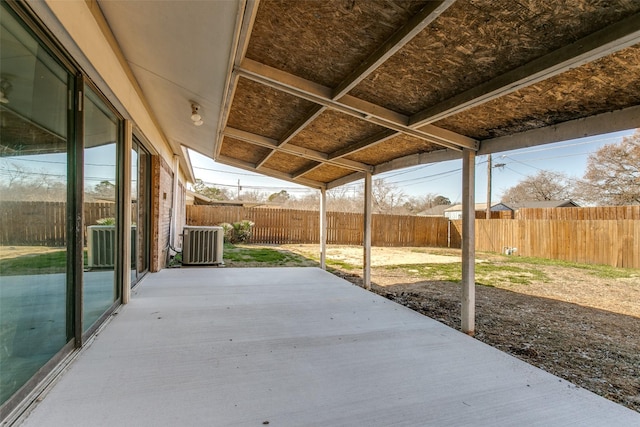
[224,127,373,172]
[237,59,478,151]
[373,148,461,175]
[256,105,326,168]
[214,0,260,158]
[327,171,365,190]
[292,161,323,179]
[217,154,326,189]
[329,123,472,162]
[479,105,640,156]
[332,0,455,100]
[374,104,640,174]
[329,129,398,159]
[253,1,456,174]
[279,104,326,146]
[409,12,640,128]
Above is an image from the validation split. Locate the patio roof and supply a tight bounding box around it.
[18,268,640,426]
[92,0,640,189]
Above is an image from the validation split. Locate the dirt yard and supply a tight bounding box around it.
[268,244,640,412]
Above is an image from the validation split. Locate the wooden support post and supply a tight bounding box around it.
[363,172,372,290]
[461,149,476,335]
[319,188,327,270]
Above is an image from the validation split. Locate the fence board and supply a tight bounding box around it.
[0,201,117,246]
[4,202,637,269]
[472,219,639,269]
[515,206,640,220]
[186,206,450,248]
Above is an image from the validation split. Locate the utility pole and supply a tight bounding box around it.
[237,179,241,200]
[486,154,492,219]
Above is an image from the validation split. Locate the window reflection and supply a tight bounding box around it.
[82,87,119,331]
[0,4,69,405]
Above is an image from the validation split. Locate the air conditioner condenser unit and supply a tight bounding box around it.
[182,226,224,266]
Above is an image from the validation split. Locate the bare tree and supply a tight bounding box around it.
[403,193,451,214]
[267,190,290,203]
[0,161,66,202]
[372,179,406,214]
[576,131,640,206]
[193,179,230,201]
[500,170,573,204]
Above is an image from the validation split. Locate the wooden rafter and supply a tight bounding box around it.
[409,12,640,128]
[292,162,323,179]
[251,2,454,170]
[479,104,640,156]
[255,104,325,168]
[328,129,398,160]
[217,154,326,189]
[332,0,455,100]
[224,127,373,172]
[214,0,261,158]
[236,58,478,151]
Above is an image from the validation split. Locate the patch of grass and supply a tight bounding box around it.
[507,256,639,279]
[223,244,309,266]
[384,261,548,287]
[0,250,67,276]
[326,259,359,271]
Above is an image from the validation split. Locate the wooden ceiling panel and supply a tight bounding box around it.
[261,151,316,174]
[349,0,640,116]
[219,136,271,165]
[434,45,640,139]
[288,109,386,154]
[302,163,354,183]
[246,0,429,88]
[227,77,317,140]
[214,0,640,188]
[344,134,440,165]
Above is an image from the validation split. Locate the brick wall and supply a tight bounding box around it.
[150,156,174,272]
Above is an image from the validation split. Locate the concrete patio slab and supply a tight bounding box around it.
[19,267,640,426]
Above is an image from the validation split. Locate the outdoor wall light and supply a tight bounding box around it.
[0,79,11,104]
[190,102,203,126]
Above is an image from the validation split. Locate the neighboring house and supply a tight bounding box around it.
[186,190,280,208]
[503,200,580,210]
[416,205,450,217]
[443,203,512,220]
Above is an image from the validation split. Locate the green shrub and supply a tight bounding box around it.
[219,222,234,243]
[232,220,254,243]
[218,220,254,243]
[96,217,116,225]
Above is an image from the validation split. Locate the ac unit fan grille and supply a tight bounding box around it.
[182,226,224,265]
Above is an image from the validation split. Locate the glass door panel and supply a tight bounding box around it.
[131,138,150,285]
[82,87,119,332]
[0,4,70,405]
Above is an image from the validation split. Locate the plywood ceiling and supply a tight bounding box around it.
[213,0,640,190]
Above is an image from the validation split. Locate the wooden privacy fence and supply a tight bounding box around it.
[186,206,450,247]
[0,201,116,246]
[192,206,638,269]
[452,219,639,269]
[515,205,640,220]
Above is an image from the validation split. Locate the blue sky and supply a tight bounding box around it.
[190,128,636,204]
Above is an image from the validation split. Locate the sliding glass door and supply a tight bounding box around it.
[82,86,120,332]
[0,4,72,405]
[0,2,124,412]
[131,138,150,285]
